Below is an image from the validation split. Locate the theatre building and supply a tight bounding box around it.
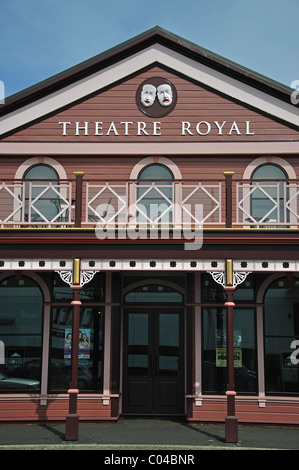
[1,27,299,429]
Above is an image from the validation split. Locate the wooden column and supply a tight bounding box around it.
[73,171,85,228]
[224,171,234,228]
[224,259,238,443]
[65,258,82,441]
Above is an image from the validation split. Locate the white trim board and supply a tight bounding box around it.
[1,44,299,136]
[1,141,299,156]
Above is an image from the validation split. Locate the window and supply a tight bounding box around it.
[0,276,43,392]
[251,164,287,224]
[48,273,105,393]
[125,283,183,303]
[137,164,174,225]
[24,164,59,223]
[201,273,257,394]
[264,277,299,395]
[202,307,257,394]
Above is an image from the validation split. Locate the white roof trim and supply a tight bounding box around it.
[1,44,299,136]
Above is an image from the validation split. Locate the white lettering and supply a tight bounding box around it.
[120,121,133,135]
[104,454,139,467]
[153,121,161,136]
[214,121,227,135]
[106,121,119,135]
[196,121,211,135]
[181,121,193,135]
[58,120,255,137]
[245,120,255,135]
[228,121,241,135]
[137,122,149,135]
[94,122,103,135]
[58,121,71,136]
[75,121,89,135]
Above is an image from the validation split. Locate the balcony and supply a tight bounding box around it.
[0,173,299,231]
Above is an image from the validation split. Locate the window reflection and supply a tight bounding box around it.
[0,276,42,392]
[52,272,105,302]
[159,313,179,376]
[125,284,183,303]
[251,164,288,224]
[24,164,59,223]
[49,307,104,392]
[264,277,299,395]
[128,313,149,376]
[202,308,257,394]
[137,164,174,224]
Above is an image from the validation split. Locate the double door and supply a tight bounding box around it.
[123,308,184,415]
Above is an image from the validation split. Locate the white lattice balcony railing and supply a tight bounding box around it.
[1,174,299,230]
[84,180,223,229]
[0,180,73,228]
[235,180,299,228]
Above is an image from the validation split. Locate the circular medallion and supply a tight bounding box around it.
[136,77,177,117]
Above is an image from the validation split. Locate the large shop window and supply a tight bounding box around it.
[201,273,257,394]
[48,273,105,393]
[264,277,299,395]
[0,276,43,392]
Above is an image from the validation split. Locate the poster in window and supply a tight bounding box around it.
[216,347,242,367]
[216,329,242,367]
[64,329,90,359]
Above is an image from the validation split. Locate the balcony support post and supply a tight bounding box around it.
[224,171,234,228]
[73,172,85,228]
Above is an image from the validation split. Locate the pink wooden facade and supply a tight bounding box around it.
[0,28,299,428]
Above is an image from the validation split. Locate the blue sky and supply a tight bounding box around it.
[1,0,298,98]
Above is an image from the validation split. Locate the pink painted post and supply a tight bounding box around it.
[65,259,81,441]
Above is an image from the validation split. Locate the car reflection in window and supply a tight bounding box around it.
[0,371,40,390]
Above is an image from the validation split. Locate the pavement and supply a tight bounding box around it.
[0,417,299,452]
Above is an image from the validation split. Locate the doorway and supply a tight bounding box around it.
[122,307,185,415]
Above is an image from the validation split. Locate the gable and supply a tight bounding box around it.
[0,28,298,146]
[1,64,298,143]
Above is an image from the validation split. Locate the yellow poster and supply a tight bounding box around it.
[216,348,242,367]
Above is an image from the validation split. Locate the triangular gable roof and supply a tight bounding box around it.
[0,26,298,137]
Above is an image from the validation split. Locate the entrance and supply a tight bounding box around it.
[123,307,184,415]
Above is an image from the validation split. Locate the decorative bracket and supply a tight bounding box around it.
[208,270,252,287]
[56,270,99,286]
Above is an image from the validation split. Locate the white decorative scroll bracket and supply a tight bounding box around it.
[207,271,225,287]
[208,271,252,287]
[233,271,252,287]
[81,270,99,286]
[56,270,73,286]
[56,270,99,286]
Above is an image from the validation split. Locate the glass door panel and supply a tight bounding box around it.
[128,313,149,376]
[158,313,179,376]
